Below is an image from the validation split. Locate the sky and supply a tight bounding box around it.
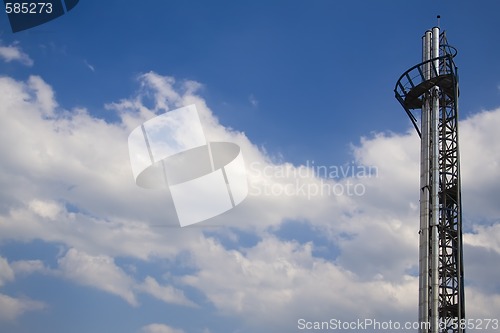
[0,1,500,332]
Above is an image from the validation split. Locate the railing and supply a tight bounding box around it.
[394,54,456,108]
[393,44,458,138]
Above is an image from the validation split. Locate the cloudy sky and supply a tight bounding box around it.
[1,1,500,332]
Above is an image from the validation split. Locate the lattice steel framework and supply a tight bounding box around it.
[394,27,465,333]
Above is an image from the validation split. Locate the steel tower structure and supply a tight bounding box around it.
[394,24,465,333]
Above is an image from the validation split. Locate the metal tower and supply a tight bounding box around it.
[394,24,465,333]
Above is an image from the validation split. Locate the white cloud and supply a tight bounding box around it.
[0,257,46,322]
[0,257,14,287]
[84,59,95,72]
[459,108,500,220]
[465,287,500,323]
[55,248,196,307]
[57,248,138,306]
[464,224,500,254]
[0,293,46,322]
[29,199,62,220]
[11,260,49,276]
[27,76,58,117]
[0,42,33,66]
[181,235,419,331]
[248,94,258,107]
[137,276,197,307]
[0,74,201,259]
[140,323,185,333]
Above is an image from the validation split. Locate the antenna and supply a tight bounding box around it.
[437,15,441,28]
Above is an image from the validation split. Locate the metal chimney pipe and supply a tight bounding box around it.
[430,25,441,333]
[418,29,432,333]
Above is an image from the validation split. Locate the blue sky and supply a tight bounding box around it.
[3,0,499,164]
[1,1,500,333]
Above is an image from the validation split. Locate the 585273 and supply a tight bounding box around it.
[5,2,53,14]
